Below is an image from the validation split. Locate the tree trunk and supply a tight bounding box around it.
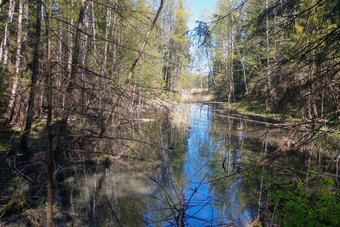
[56,0,87,160]
[98,4,112,110]
[79,3,89,106]
[19,0,42,154]
[57,1,62,74]
[265,0,272,111]
[4,0,23,123]
[91,0,96,56]
[0,0,16,87]
[0,0,15,64]
[61,0,87,125]
[46,1,54,225]
[41,0,47,36]
[227,0,234,108]
[103,5,111,74]
[125,0,164,85]
[81,4,89,70]
[56,0,63,116]
[20,0,28,66]
[63,0,75,113]
[257,175,264,219]
[110,2,117,79]
[176,192,185,227]
[238,47,249,96]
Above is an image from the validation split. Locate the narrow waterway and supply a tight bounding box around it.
[54,104,310,226]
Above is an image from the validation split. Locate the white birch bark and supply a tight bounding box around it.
[91,0,97,56]
[80,4,89,105]
[111,1,117,79]
[104,6,112,73]
[82,4,89,70]
[0,0,16,66]
[67,0,75,77]
[228,0,234,107]
[22,0,28,41]
[4,0,23,123]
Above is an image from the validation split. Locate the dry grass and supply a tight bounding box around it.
[180,89,214,103]
[170,104,191,129]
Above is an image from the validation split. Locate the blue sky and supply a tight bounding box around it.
[186,0,216,75]
[187,0,216,30]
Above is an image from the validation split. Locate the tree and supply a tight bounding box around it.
[210,0,238,104]
[3,0,25,124]
[161,0,190,90]
[19,0,42,154]
[0,0,15,87]
[46,2,53,225]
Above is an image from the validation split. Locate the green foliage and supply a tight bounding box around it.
[0,194,28,217]
[210,0,340,122]
[161,0,190,90]
[185,75,209,89]
[266,173,340,226]
[0,126,20,151]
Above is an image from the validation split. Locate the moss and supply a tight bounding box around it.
[0,126,20,151]
[0,194,28,218]
[230,101,302,124]
[0,132,14,151]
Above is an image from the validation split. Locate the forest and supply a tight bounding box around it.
[0,0,339,226]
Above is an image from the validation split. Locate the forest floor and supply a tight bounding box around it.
[214,100,340,137]
[178,91,307,127]
[230,101,300,124]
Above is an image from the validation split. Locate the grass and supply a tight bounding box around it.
[0,119,50,153]
[228,100,340,142]
[0,125,20,151]
[180,89,214,103]
[229,100,303,124]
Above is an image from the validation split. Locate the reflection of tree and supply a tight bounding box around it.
[203,109,317,223]
[170,137,188,182]
[54,162,164,226]
[39,104,338,226]
[206,114,255,223]
[168,105,190,183]
[50,114,171,226]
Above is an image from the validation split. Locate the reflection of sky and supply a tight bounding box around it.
[238,131,243,142]
[54,104,305,226]
[184,104,252,226]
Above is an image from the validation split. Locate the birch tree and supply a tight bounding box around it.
[4,0,23,123]
[0,0,15,87]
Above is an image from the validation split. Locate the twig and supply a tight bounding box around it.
[13,156,34,183]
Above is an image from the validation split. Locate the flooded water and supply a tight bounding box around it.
[54,104,310,226]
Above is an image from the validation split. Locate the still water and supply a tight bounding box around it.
[55,104,305,226]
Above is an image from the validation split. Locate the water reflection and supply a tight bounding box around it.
[55,104,307,226]
[176,104,253,226]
